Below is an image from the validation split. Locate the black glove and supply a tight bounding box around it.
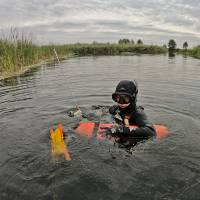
[109,105,118,115]
[106,125,131,137]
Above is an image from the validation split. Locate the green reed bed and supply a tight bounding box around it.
[0,31,167,79]
[0,34,39,72]
[0,36,72,78]
[189,45,200,59]
[68,43,167,56]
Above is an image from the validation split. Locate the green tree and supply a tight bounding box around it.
[183,41,188,50]
[118,38,130,44]
[118,39,123,44]
[137,39,143,45]
[130,39,135,44]
[163,44,167,48]
[168,39,176,51]
[123,39,130,44]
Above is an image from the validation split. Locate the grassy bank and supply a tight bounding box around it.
[68,43,167,56]
[0,37,73,79]
[0,33,167,80]
[189,45,200,59]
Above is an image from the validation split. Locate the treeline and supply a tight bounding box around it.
[0,31,167,78]
[165,39,200,58]
[71,43,167,56]
[1,30,200,79]
[118,38,190,53]
[118,38,143,45]
[166,39,188,52]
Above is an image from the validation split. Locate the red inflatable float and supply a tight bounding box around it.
[75,122,169,140]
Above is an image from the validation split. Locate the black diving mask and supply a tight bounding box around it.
[112,94,132,104]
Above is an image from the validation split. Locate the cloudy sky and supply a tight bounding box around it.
[0,0,200,47]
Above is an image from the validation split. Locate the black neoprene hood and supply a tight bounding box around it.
[112,80,138,98]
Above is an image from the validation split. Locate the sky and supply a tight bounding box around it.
[0,0,200,47]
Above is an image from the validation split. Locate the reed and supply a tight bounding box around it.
[0,30,72,77]
[0,29,37,72]
[189,45,200,59]
[0,30,167,79]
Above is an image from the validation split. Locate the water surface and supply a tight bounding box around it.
[0,55,200,200]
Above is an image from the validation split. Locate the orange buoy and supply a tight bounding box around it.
[75,122,169,140]
[74,122,95,138]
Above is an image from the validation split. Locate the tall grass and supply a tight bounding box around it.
[189,45,200,59]
[0,29,38,73]
[0,30,167,78]
[0,29,72,76]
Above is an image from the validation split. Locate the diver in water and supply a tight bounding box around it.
[69,80,156,145]
[108,80,156,143]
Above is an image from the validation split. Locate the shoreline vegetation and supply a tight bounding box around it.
[0,32,200,80]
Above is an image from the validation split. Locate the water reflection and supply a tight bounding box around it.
[168,51,176,58]
[0,66,39,87]
[0,61,59,87]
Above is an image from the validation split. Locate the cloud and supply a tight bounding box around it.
[0,0,200,46]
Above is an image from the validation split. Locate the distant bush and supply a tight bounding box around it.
[71,44,167,56]
[190,45,200,59]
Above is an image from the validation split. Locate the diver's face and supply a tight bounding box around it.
[118,103,130,108]
[114,94,131,108]
[114,94,131,104]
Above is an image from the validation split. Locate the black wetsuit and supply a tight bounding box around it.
[109,103,156,140]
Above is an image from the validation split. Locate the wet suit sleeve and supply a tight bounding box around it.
[125,107,156,139]
[109,105,156,139]
[124,125,155,139]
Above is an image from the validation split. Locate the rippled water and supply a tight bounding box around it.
[0,55,200,200]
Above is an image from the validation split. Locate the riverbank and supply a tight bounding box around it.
[69,43,167,56]
[1,42,200,81]
[1,40,168,80]
[0,37,73,80]
[176,45,200,59]
[189,45,200,59]
[2,30,200,81]
[0,55,74,80]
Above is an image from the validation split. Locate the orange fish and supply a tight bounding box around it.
[50,124,71,161]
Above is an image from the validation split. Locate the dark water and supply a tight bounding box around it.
[0,55,200,200]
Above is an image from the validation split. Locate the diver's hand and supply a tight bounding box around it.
[98,124,120,137]
[68,105,82,117]
[124,118,129,126]
[124,115,130,126]
[106,124,131,137]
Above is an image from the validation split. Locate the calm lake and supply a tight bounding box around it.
[0,55,200,200]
